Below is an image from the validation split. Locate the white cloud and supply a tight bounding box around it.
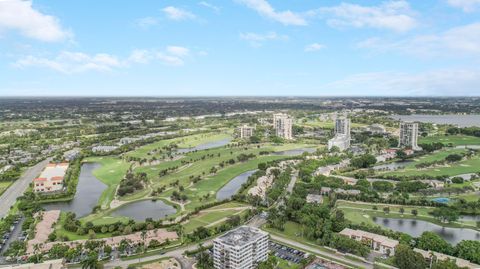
[13,51,123,73]
[237,0,307,26]
[13,46,193,73]
[199,1,220,12]
[166,46,190,57]
[304,43,325,52]
[324,69,480,96]
[135,17,158,29]
[316,0,417,32]
[240,31,288,47]
[162,6,196,21]
[447,0,480,12]
[357,22,480,57]
[0,0,70,42]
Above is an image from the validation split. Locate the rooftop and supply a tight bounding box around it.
[214,226,268,247]
[36,163,69,181]
[339,228,399,248]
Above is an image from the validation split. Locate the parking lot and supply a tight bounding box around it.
[0,216,25,263]
[269,241,308,264]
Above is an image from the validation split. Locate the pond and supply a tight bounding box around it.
[110,199,176,221]
[216,170,257,201]
[372,217,480,245]
[176,137,232,154]
[373,160,414,171]
[271,148,316,156]
[392,114,480,127]
[431,197,450,204]
[43,163,107,218]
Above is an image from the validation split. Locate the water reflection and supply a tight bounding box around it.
[373,217,480,245]
[43,163,107,218]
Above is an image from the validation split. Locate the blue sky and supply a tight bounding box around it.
[0,0,480,96]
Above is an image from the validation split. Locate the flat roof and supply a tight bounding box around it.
[36,163,68,181]
[340,228,399,248]
[214,226,268,247]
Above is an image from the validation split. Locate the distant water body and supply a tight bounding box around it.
[392,114,480,127]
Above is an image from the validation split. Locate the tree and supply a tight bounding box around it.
[412,209,418,216]
[196,251,214,269]
[399,207,405,215]
[394,244,427,269]
[396,150,408,161]
[351,154,377,168]
[81,252,99,269]
[417,232,453,255]
[431,207,459,223]
[383,207,390,214]
[141,230,147,252]
[454,240,480,264]
[445,154,462,163]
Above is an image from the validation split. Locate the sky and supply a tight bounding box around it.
[0,0,480,97]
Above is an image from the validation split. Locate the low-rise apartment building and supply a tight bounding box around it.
[33,163,69,193]
[339,228,398,256]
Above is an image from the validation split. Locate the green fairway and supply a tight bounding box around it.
[126,131,232,159]
[183,209,240,233]
[134,142,317,212]
[420,135,480,146]
[83,156,130,208]
[298,119,365,129]
[337,200,479,230]
[382,155,480,177]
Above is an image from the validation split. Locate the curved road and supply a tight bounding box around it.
[0,158,51,219]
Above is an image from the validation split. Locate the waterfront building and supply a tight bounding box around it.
[213,226,269,269]
[398,122,421,151]
[33,163,69,193]
[273,113,293,139]
[339,228,398,256]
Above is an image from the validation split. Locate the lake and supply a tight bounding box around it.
[271,148,316,156]
[176,137,232,154]
[392,114,480,127]
[110,199,176,221]
[373,217,480,245]
[373,160,414,171]
[43,163,107,218]
[216,170,257,201]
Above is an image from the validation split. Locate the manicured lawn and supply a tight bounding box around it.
[405,148,468,168]
[183,209,239,233]
[298,119,365,129]
[126,131,232,159]
[277,258,302,269]
[83,156,130,208]
[0,180,12,195]
[420,135,480,146]
[55,212,118,240]
[183,155,289,211]
[337,200,479,230]
[382,155,480,177]
[135,142,317,212]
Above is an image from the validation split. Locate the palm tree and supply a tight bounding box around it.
[33,243,41,263]
[81,253,99,269]
[141,230,147,252]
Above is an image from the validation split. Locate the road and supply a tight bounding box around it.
[269,234,373,269]
[103,242,208,269]
[0,158,51,219]
[286,169,298,194]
